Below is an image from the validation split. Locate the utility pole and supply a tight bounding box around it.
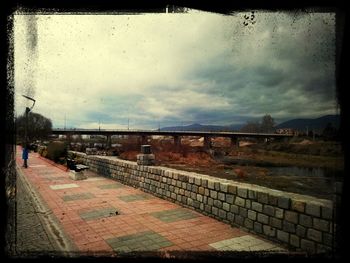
[128,118,129,130]
[64,113,66,130]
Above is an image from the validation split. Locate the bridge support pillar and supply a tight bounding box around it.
[203,136,211,149]
[139,135,148,145]
[174,136,181,151]
[106,135,112,149]
[230,137,239,148]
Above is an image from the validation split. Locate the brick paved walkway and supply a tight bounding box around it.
[15,147,288,257]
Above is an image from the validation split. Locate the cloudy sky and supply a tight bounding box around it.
[13,9,338,130]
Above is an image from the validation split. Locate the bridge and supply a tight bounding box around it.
[52,128,293,149]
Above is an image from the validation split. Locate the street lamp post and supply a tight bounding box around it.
[22,94,36,149]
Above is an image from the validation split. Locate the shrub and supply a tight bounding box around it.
[46,141,68,163]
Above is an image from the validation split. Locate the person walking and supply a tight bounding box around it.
[22,144,29,168]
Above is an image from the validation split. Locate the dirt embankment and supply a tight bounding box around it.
[117,138,343,200]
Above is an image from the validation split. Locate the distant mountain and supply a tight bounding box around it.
[159,123,243,132]
[275,115,340,133]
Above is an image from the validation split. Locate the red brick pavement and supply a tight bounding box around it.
[15,146,282,255]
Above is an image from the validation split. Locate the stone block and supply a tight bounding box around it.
[136,154,155,165]
[247,210,257,221]
[270,218,282,229]
[268,195,278,206]
[227,212,235,223]
[257,192,269,204]
[278,196,290,209]
[196,194,203,202]
[214,182,220,191]
[220,183,228,193]
[275,208,284,219]
[218,192,225,201]
[194,178,201,186]
[212,207,219,216]
[285,211,298,224]
[263,225,276,237]
[257,213,269,224]
[254,222,263,233]
[321,207,333,220]
[227,185,237,194]
[299,214,312,228]
[291,200,305,213]
[239,207,248,217]
[296,225,306,238]
[305,203,321,217]
[263,205,275,216]
[223,202,230,212]
[235,215,244,225]
[244,218,254,229]
[307,229,322,243]
[218,209,227,220]
[282,221,296,233]
[210,190,218,199]
[237,188,248,198]
[234,197,245,207]
[313,218,329,232]
[226,194,234,204]
[69,170,87,180]
[213,200,222,209]
[201,179,208,187]
[300,239,316,253]
[252,202,263,212]
[191,185,198,193]
[198,187,205,195]
[290,234,300,248]
[230,204,239,214]
[207,181,215,190]
[277,230,289,243]
[248,190,257,200]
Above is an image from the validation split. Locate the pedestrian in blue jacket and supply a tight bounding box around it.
[22,145,29,168]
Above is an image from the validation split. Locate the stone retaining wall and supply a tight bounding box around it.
[72,151,335,254]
